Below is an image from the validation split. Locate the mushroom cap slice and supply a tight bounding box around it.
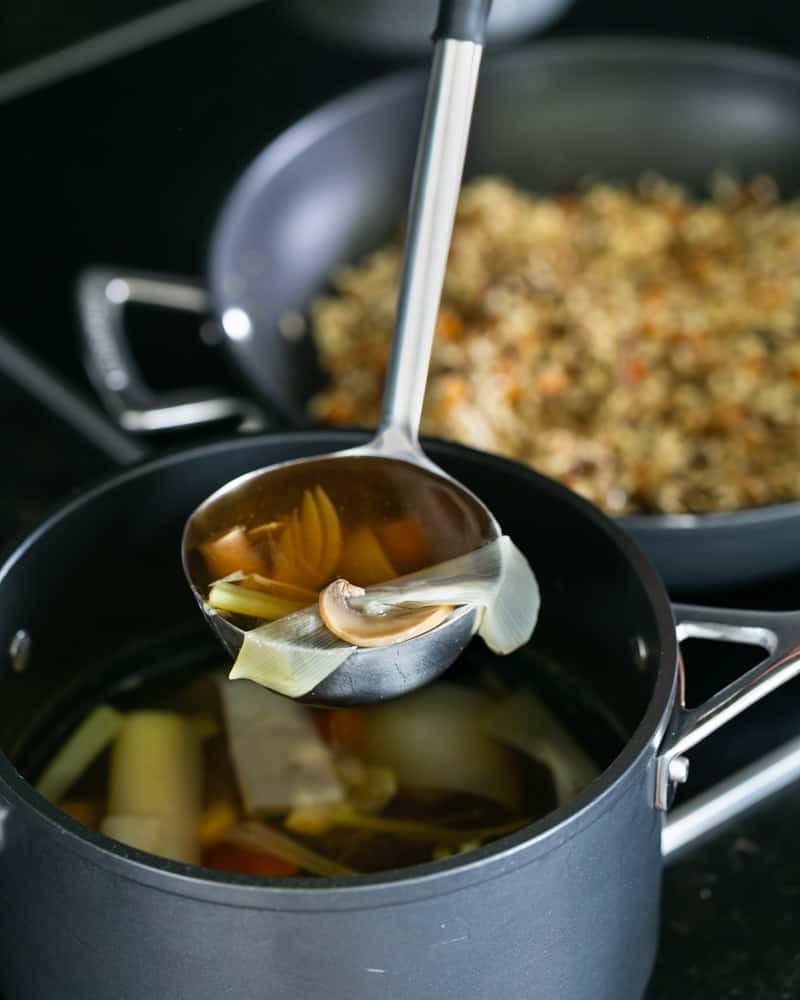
[319,579,452,648]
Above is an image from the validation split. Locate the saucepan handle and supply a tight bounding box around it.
[77,268,266,434]
[659,604,800,856]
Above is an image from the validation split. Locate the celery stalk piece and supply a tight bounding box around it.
[207,581,309,620]
[35,705,123,804]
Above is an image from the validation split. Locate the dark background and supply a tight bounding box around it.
[2,2,800,998]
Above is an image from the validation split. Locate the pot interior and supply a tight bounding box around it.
[0,433,673,868]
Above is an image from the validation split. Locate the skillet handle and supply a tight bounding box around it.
[77,267,266,434]
[657,605,800,849]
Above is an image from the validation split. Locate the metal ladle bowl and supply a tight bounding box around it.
[182,0,498,706]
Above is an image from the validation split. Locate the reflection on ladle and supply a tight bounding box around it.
[181,0,535,706]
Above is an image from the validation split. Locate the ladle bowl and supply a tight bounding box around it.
[182,0,499,704]
[182,431,499,706]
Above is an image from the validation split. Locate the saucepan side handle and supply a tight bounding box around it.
[658,604,800,855]
[77,268,266,434]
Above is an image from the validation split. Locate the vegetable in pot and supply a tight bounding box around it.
[103,711,203,864]
[35,705,123,804]
[360,684,524,813]
[482,690,599,804]
[217,677,344,815]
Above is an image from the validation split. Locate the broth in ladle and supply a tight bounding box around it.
[186,456,494,630]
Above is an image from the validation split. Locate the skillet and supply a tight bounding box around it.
[78,38,800,591]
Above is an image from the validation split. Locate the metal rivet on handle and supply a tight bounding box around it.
[9,629,31,673]
[668,756,690,785]
[0,805,9,851]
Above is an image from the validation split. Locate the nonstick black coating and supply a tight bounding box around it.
[207,39,800,591]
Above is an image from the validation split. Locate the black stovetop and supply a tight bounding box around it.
[2,3,800,997]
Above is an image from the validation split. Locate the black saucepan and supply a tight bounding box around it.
[2,431,800,999]
[78,38,800,591]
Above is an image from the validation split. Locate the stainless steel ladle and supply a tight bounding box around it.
[183,0,497,706]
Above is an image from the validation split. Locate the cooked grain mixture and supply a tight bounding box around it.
[310,175,800,514]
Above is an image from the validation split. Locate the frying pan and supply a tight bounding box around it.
[78,38,800,592]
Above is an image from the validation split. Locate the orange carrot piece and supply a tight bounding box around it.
[58,799,101,828]
[328,709,364,754]
[436,309,464,341]
[311,708,334,743]
[376,517,430,574]
[201,526,268,580]
[202,843,298,877]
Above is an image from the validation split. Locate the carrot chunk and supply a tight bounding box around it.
[201,526,268,580]
[202,843,298,877]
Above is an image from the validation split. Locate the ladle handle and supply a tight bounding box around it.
[377,0,492,448]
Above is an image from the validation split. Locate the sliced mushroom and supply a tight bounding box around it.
[318,579,452,648]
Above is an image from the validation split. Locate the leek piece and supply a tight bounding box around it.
[226,821,356,877]
[207,581,308,620]
[229,608,356,697]
[482,690,599,805]
[357,535,540,654]
[217,678,343,815]
[100,815,163,855]
[35,705,123,804]
[360,684,524,812]
[106,711,203,864]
